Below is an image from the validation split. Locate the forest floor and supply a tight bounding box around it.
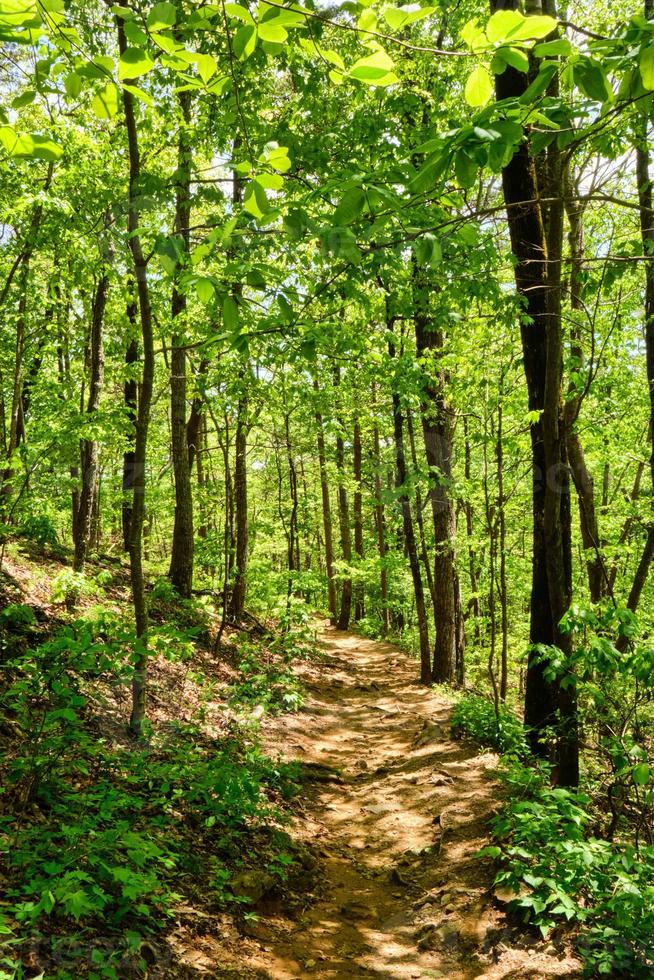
[228,626,582,980]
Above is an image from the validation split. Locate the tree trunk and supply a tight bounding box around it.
[228,372,249,622]
[334,366,353,630]
[388,319,431,682]
[74,221,110,572]
[122,293,138,552]
[168,90,195,599]
[372,417,390,635]
[491,0,577,783]
[353,417,365,621]
[314,378,337,623]
[563,176,605,602]
[412,264,464,684]
[116,16,156,736]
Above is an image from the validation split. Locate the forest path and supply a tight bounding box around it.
[244,626,580,980]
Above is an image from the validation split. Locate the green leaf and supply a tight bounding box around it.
[464,64,493,106]
[495,46,529,73]
[382,5,435,31]
[196,277,215,303]
[92,83,119,118]
[12,89,36,107]
[534,38,571,57]
[640,45,654,90]
[518,60,558,103]
[223,295,239,331]
[118,47,155,80]
[574,60,612,103]
[414,233,441,268]
[350,50,397,86]
[224,2,254,24]
[506,14,557,41]
[0,126,63,160]
[196,52,217,83]
[454,148,477,188]
[64,71,82,97]
[486,9,524,44]
[258,20,287,42]
[334,187,366,225]
[146,1,176,30]
[243,180,270,219]
[633,763,650,786]
[233,24,257,59]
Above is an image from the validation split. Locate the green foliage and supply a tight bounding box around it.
[0,614,300,975]
[16,515,59,549]
[451,694,527,756]
[488,760,654,978]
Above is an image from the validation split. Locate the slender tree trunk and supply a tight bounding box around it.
[116,17,156,736]
[388,320,431,682]
[563,176,605,602]
[412,264,464,684]
[333,367,353,630]
[122,292,138,552]
[74,221,110,572]
[372,417,390,635]
[228,371,249,622]
[462,417,482,642]
[407,410,438,630]
[496,399,509,701]
[313,378,337,623]
[2,267,28,509]
[168,90,194,598]
[353,417,365,621]
[284,409,299,611]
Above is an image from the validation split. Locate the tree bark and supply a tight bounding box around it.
[388,319,431,682]
[353,417,365,621]
[314,377,337,623]
[74,218,110,572]
[115,16,156,736]
[412,264,464,685]
[228,370,249,622]
[168,89,195,598]
[372,416,390,634]
[333,366,353,630]
[491,0,577,782]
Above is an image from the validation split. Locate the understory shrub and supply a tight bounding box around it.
[451,693,527,755]
[0,614,301,978]
[486,760,654,978]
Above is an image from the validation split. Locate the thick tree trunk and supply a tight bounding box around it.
[491,0,577,782]
[168,90,194,599]
[627,87,654,614]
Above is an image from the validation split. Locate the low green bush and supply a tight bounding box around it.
[485,759,654,978]
[450,693,527,755]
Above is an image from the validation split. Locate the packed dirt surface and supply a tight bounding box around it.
[236,627,582,979]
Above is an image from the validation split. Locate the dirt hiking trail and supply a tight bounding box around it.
[241,627,581,979]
